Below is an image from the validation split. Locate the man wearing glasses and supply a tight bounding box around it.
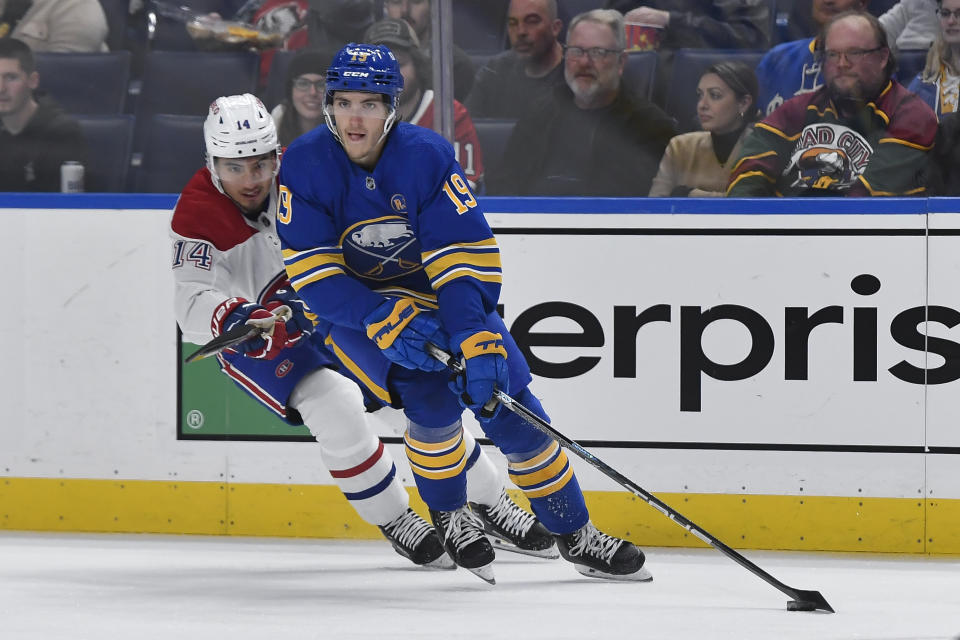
[756,0,870,117]
[728,10,937,197]
[487,8,675,196]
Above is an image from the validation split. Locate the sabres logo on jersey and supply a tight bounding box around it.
[390,194,407,213]
[341,216,422,280]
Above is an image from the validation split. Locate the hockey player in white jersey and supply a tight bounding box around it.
[170,93,556,569]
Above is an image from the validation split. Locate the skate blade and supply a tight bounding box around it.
[465,563,496,585]
[573,564,653,582]
[421,554,456,570]
[489,536,560,560]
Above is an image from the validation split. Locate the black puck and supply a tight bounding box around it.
[787,600,817,611]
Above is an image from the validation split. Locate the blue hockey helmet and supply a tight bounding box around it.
[324,43,404,144]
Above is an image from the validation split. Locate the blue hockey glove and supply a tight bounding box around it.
[215,298,293,360]
[363,298,449,372]
[448,330,509,419]
[265,286,314,347]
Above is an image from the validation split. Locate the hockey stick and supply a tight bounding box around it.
[184,305,291,363]
[427,343,835,613]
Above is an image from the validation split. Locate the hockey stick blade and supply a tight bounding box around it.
[184,324,259,363]
[425,343,835,613]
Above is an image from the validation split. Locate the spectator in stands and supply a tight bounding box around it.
[925,110,960,193]
[382,0,475,101]
[879,0,939,50]
[465,0,565,120]
[365,17,485,190]
[650,61,759,197]
[0,38,86,191]
[270,49,333,147]
[757,0,869,116]
[604,0,771,50]
[728,11,936,197]
[488,9,675,197]
[907,0,960,117]
[0,0,108,52]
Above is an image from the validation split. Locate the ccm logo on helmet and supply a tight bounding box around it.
[343,71,370,77]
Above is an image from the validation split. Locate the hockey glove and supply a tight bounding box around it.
[215,299,293,360]
[448,330,509,419]
[265,287,314,348]
[363,298,449,372]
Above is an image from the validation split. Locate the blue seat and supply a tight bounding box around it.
[135,50,259,149]
[896,49,928,86]
[34,52,131,115]
[135,114,206,193]
[665,49,766,133]
[473,118,516,183]
[623,50,657,100]
[263,49,298,111]
[453,0,508,53]
[76,115,135,192]
[557,0,604,42]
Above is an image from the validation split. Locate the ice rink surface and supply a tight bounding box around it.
[1,531,958,640]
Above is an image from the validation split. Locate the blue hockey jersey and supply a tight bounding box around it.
[276,122,502,340]
[756,37,822,117]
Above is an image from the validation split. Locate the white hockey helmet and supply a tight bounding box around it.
[204,93,280,194]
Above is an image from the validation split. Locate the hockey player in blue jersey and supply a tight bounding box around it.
[171,93,553,574]
[276,44,652,583]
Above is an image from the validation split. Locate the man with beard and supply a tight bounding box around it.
[486,8,675,196]
[727,10,936,197]
[756,0,870,117]
[465,0,565,120]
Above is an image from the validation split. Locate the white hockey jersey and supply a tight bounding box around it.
[170,167,289,346]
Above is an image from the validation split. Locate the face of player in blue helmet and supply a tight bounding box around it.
[324,44,404,168]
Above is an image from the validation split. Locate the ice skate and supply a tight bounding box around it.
[556,521,653,582]
[470,490,559,559]
[379,508,454,570]
[429,505,496,584]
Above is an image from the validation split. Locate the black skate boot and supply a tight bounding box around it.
[556,521,653,582]
[379,508,454,570]
[429,505,496,584]
[470,490,559,559]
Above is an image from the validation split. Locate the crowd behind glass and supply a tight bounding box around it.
[1,0,957,197]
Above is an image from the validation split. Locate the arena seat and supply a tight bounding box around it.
[34,52,132,115]
[623,50,657,100]
[135,114,206,193]
[76,115,135,192]
[263,49,298,111]
[896,49,928,86]
[134,50,259,150]
[473,118,516,183]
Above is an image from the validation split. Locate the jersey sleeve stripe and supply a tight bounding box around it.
[431,267,503,289]
[423,249,502,280]
[877,137,933,151]
[730,150,777,174]
[290,266,347,290]
[283,251,346,277]
[421,238,498,263]
[755,121,800,141]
